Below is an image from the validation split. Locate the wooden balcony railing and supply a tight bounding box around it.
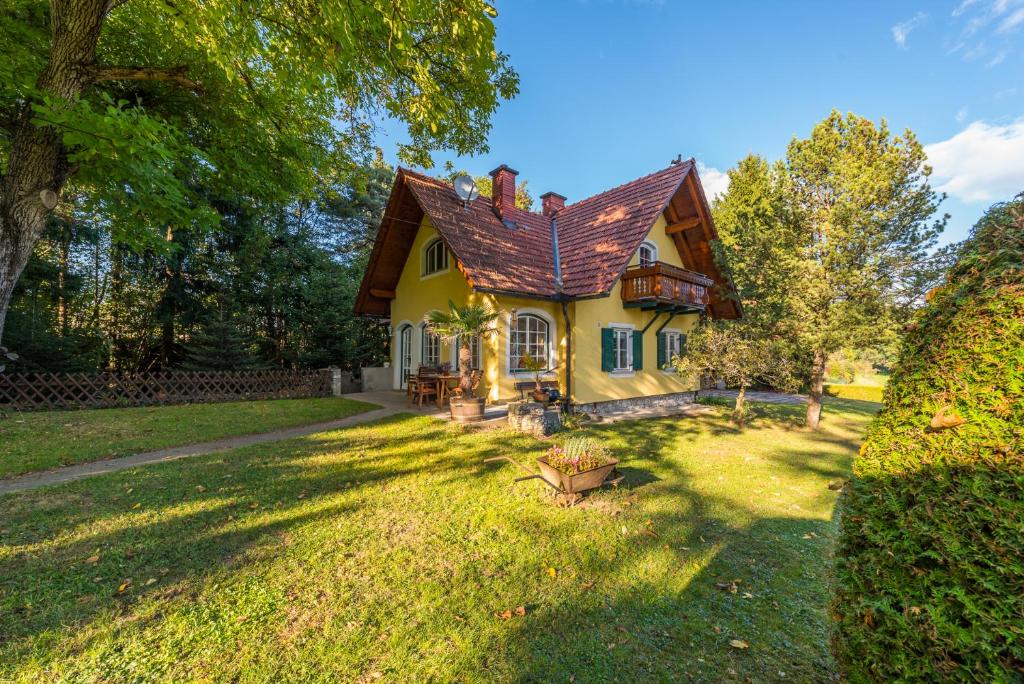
[620,261,713,310]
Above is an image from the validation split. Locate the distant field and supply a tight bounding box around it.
[825,383,884,403]
[0,397,377,478]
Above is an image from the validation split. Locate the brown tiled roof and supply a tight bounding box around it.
[354,161,740,318]
[557,162,691,296]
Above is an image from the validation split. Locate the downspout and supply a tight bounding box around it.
[550,213,572,408]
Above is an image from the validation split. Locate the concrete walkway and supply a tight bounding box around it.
[0,390,508,496]
[0,405,400,496]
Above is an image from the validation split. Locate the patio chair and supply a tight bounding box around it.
[407,372,438,408]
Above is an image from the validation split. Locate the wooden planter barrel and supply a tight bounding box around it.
[450,397,486,423]
[536,456,620,494]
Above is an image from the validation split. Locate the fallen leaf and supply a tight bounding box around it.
[117,580,132,593]
[713,626,722,634]
[85,554,100,564]
[297,492,307,499]
[930,405,965,431]
[496,609,512,620]
[729,639,749,649]
[131,503,141,509]
[742,592,754,599]
[195,485,206,493]
[828,481,845,491]
[249,503,259,509]
[514,605,526,617]
[145,578,157,586]
[546,567,557,578]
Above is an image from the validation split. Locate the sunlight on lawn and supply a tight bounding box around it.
[0,400,877,682]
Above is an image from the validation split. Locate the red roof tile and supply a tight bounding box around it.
[355,161,740,318]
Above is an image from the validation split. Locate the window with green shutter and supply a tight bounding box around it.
[632,330,643,371]
[600,328,615,372]
[657,332,667,368]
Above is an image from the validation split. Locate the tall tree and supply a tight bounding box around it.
[0,0,518,350]
[787,112,946,428]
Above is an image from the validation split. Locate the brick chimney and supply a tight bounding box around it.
[489,164,518,220]
[541,191,566,217]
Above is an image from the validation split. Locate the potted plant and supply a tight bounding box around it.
[425,300,500,423]
[538,436,619,494]
[520,352,549,402]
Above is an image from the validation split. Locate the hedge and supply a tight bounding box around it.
[832,197,1024,681]
[824,383,884,403]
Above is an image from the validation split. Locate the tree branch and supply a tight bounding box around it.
[91,65,202,92]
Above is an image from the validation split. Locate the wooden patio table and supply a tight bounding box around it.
[435,374,461,407]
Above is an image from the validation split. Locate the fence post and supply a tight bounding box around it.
[327,367,343,396]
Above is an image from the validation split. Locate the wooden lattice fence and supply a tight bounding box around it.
[0,369,334,411]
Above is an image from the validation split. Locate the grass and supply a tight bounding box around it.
[0,397,378,479]
[824,384,885,403]
[0,398,879,682]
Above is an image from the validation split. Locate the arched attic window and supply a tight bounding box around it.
[423,238,449,276]
[638,241,658,268]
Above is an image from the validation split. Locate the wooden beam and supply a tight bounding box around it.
[369,288,396,299]
[671,232,697,271]
[665,216,702,234]
[686,173,714,242]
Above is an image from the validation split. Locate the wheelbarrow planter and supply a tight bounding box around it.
[485,455,622,499]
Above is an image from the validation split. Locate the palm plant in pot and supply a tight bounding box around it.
[425,300,500,423]
[520,352,550,402]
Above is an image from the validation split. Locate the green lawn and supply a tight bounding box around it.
[0,397,378,479]
[0,398,878,682]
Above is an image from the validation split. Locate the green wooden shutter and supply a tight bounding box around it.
[656,332,666,369]
[632,330,643,371]
[600,328,614,372]
[680,333,687,354]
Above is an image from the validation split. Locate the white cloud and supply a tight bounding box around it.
[953,0,980,17]
[697,163,730,201]
[892,12,928,48]
[955,106,969,122]
[998,6,1024,31]
[924,119,1024,202]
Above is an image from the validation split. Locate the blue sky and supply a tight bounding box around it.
[377,1,1024,246]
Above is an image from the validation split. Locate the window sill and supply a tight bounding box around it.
[419,268,451,282]
[608,370,635,378]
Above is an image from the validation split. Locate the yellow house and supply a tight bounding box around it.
[354,160,740,410]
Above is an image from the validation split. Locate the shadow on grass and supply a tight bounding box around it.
[0,404,868,680]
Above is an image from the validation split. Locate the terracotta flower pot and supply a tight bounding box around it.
[531,389,549,402]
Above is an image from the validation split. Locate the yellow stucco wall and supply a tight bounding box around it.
[388,214,701,405]
[389,217,564,403]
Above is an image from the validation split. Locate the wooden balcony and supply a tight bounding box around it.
[620,262,713,311]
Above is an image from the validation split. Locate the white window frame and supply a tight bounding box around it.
[608,321,635,377]
[506,308,556,378]
[392,320,415,389]
[454,334,482,371]
[420,323,441,367]
[637,241,658,268]
[421,237,450,278]
[662,328,683,372]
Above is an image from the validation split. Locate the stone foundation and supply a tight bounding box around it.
[507,401,562,437]
[576,391,698,417]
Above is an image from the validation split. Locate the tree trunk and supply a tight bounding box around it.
[0,0,108,349]
[458,343,473,397]
[734,385,746,421]
[805,349,827,429]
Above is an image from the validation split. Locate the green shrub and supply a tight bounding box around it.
[693,394,733,408]
[824,383,884,403]
[832,198,1024,680]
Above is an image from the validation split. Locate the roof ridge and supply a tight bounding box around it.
[560,160,692,213]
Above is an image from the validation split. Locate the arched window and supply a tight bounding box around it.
[510,314,550,371]
[638,241,658,268]
[423,238,449,276]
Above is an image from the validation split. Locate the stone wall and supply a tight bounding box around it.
[575,391,698,417]
[507,401,562,437]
